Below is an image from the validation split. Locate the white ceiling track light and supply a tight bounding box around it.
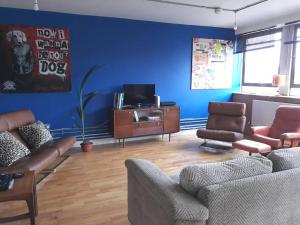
[234,11,238,31]
[33,0,39,11]
[146,0,270,31]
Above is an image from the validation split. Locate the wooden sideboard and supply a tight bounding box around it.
[113,106,180,147]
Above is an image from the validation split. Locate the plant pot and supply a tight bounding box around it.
[80,142,93,152]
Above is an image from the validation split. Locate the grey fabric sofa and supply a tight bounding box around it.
[125,158,300,225]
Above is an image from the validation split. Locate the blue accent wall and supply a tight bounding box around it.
[0,7,239,129]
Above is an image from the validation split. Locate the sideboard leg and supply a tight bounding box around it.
[122,139,125,148]
[169,134,171,142]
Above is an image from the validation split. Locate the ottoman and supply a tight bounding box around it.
[233,139,272,156]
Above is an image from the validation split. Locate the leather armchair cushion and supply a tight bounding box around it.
[207,115,246,133]
[208,102,246,116]
[269,106,300,138]
[251,126,270,136]
[197,128,244,142]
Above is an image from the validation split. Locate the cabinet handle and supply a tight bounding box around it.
[128,112,131,114]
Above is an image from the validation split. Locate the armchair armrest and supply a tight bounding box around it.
[280,132,300,140]
[125,159,208,225]
[280,132,300,147]
[250,126,270,136]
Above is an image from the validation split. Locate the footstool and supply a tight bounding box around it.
[232,139,272,156]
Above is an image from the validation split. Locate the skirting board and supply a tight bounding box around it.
[73,129,197,147]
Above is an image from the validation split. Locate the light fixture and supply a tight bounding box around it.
[33,0,39,11]
[233,11,238,31]
[147,0,270,31]
[214,7,222,14]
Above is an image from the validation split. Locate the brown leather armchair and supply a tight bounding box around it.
[197,102,246,143]
[251,106,300,149]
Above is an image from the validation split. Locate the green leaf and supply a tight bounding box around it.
[83,91,100,110]
[76,106,82,120]
[79,65,102,95]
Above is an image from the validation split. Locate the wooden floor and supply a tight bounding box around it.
[0,133,245,225]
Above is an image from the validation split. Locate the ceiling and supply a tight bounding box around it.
[1,0,300,33]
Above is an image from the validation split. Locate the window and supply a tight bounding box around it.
[242,31,282,87]
[291,28,300,87]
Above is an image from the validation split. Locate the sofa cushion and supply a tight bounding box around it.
[0,110,35,132]
[179,156,272,195]
[42,136,76,156]
[0,132,31,167]
[267,148,300,172]
[1,146,60,174]
[19,121,53,150]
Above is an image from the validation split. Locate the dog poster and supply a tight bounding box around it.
[0,24,71,93]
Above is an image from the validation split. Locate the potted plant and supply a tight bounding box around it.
[75,65,101,152]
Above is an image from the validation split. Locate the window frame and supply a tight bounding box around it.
[290,25,300,88]
[242,28,282,87]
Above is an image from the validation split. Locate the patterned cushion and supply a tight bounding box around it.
[179,156,273,195]
[19,121,53,149]
[267,148,300,172]
[0,132,31,167]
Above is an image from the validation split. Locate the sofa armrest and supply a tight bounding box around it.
[250,126,270,136]
[125,159,208,225]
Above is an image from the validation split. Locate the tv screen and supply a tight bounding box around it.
[123,84,155,106]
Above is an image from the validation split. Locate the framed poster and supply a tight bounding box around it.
[191,38,233,89]
[0,24,71,93]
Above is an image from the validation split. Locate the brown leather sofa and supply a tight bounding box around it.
[197,102,246,143]
[0,110,76,174]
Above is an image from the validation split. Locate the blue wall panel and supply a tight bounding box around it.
[0,7,238,129]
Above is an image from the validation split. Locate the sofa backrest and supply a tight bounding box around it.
[206,102,246,133]
[197,168,300,225]
[269,106,300,138]
[0,110,36,147]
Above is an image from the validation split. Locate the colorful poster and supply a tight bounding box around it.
[191,38,233,89]
[0,24,71,93]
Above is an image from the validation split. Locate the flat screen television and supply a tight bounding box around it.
[123,84,155,106]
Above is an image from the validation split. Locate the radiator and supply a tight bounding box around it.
[50,118,207,140]
[251,100,297,126]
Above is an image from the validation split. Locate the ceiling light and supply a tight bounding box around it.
[214,7,222,14]
[233,11,238,31]
[33,0,39,11]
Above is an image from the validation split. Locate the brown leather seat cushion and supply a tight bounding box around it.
[42,136,76,156]
[197,128,244,142]
[0,147,59,174]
